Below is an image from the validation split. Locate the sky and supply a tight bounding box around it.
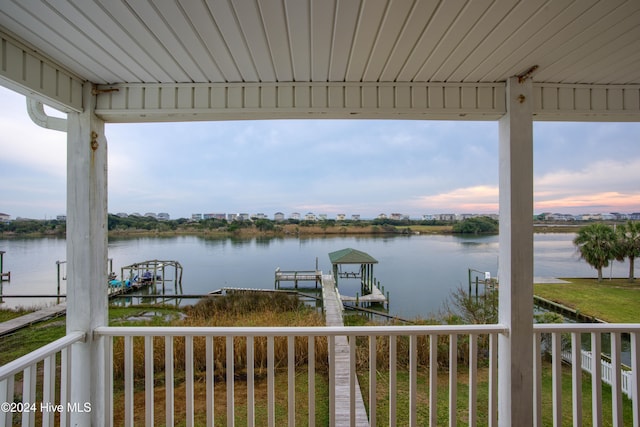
[1,85,639,220]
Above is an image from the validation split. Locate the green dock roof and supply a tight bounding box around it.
[328,248,378,264]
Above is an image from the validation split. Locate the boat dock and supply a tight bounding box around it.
[274,268,322,288]
[321,274,370,426]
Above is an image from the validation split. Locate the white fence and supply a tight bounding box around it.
[561,348,633,399]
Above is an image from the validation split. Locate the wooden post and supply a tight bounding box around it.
[66,84,108,426]
[498,76,534,426]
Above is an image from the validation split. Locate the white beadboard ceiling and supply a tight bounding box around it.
[1,0,639,86]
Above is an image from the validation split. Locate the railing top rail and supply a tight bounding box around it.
[0,331,85,380]
[534,323,640,333]
[94,324,508,337]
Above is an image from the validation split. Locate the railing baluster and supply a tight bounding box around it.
[247,336,255,427]
[631,331,640,427]
[206,336,214,427]
[611,332,622,427]
[102,337,111,427]
[226,336,234,426]
[267,336,275,427]
[409,335,417,427]
[308,336,315,427]
[369,335,377,427]
[389,335,397,427]
[328,335,335,427]
[533,332,542,427]
[144,336,154,427]
[124,335,134,427]
[288,335,295,427]
[552,332,562,427]
[591,332,603,427]
[165,336,174,427]
[429,334,437,427]
[0,377,14,427]
[489,333,498,427]
[571,332,582,427]
[42,354,55,427]
[185,335,194,427]
[448,334,457,427]
[349,335,356,427]
[22,364,36,427]
[468,333,477,427]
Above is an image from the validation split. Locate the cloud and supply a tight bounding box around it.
[410,185,499,213]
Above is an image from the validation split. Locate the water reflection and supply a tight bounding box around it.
[0,233,636,319]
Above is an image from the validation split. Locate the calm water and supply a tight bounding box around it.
[0,233,636,319]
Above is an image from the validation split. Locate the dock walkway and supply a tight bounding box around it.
[321,274,369,426]
[0,303,66,337]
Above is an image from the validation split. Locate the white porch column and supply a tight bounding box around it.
[498,76,534,426]
[66,83,108,426]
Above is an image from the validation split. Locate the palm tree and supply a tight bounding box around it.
[573,223,616,282]
[614,221,640,282]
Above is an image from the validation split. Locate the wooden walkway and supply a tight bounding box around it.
[321,274,370,426]
[0,303,66,337]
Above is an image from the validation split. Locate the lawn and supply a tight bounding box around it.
[534,278,640,323]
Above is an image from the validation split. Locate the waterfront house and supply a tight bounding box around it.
[0,2,639,426]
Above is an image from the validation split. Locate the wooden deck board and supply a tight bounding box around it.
[322,275,370,426]
[0,303,66,336]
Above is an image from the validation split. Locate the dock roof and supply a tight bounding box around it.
[328,248,378,265]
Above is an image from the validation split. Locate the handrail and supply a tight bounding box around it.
[94,324,508,337]
[534,323,640,333]
[0,331,85,380]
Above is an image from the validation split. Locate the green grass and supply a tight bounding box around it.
[356,361,632,427]
[0,306,35,323]
[534,278,640,323]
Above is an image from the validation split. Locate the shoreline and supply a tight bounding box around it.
[2,222,583,239]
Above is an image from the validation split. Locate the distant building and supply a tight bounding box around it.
[630,213,640,220]
[130,212,142,217]
[227,213,237,221]
[274,212,285,222]
[157,212,170,221]
[436,213,456,221]
[318,213,328,220]
[144,212,157,219]
[377,213,387,220]
[351,214,360,221]
[237,213,250,221]
[390,213,403,220]
[304,212,316,221]
[0,213,11,222]
[56,215,67,221]
[252,213,267,220]
[290,212,301,220]
[422,214,435,220]
[192,213,203,221]
[116,212,129,218]
[336,214,346,221]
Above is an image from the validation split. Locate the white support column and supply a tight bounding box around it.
[498,76,534,426]
[66,83,108,426]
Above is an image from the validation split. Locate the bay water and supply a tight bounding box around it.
[1,233,636,319]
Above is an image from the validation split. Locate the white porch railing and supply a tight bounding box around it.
[533,324,640,427]
[94,324,505,427]
[2,324,640,426]
[0,331,85,427]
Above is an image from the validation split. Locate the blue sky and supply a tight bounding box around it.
[1,85,639,220]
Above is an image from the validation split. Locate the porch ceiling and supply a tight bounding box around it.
[1,0,639,121]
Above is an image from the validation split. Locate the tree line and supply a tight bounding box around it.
[573,221,640,282]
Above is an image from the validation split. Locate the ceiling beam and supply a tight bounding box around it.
[93,82,640,123]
